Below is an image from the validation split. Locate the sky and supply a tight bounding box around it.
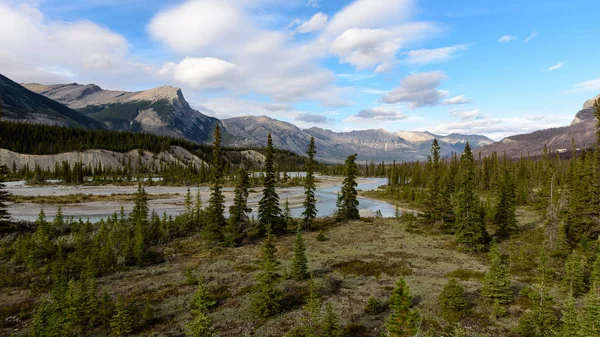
[1,0,599,140]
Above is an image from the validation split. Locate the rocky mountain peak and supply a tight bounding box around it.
[128,86,183,103]
[583,94,600,109]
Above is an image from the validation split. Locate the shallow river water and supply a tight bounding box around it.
[5,176,396,222]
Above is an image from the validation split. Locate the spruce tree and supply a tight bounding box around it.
[481,243,512,304]
[385,278,420,337]
[582,291,600,336]
[225,168,251,246]
[494,167,517,237]
[591,252,600,296]
[204,124,226,244]
[455,143,488,251]
[110,297,133,336]
[252,232,282,318]
[562,250,586,296]
[321,302,342,337]
[0,164,10,232]
[291,225,308,281]
[132,184,149,264]
[425,139,442,225]
[258,133,284,234]
[186,277,216,337]
[438,278,469,322]
[557,291,580,337]
[302,137,318,229]
[337,154,360,221]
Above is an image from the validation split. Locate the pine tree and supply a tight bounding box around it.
[186,277,216,337]
[337,154,360,221]
[225,168,251,246]
[494,167,517,237]
[132,184,149,264]
[302,137,318,229]
[321,302,342,337]
[582,291,600,335]
[591,252,600,296]
[438,278,469,322]
[252,232,282,318]
[385,278,420,337]
[291,225,308,281]
[110,297,133,336]
[302,277,320,332]
[258,133,284,234]
[0,164,10,232]
[204,124,226,244]
[481,243,512,304]
[562,250,586,296]
[557,291,580,337]
[425,139,442,225]
[455,143,488,251]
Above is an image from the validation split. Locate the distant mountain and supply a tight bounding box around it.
[0,73,105,129]
[22,82,220,143]
[223,115,494,162]
[476,95,600,159]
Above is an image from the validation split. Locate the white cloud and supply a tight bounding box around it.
[380,71,451,108]
[0,2,142,86]
[404,44,467,65]
[449,108,481,120]
[571,78,600,92]
[324,0,415,36]
[264,103,293,112]
[431,114,571,141]
[524,31,538,43]
[498,35,516,43]
[548,62,566,71]
[353,107,408,120]
[443,95,471,105]
[159,57,238,89]
[296,12,328,33]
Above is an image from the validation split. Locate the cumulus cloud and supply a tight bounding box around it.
[404,44,467,65]
[443,95,471,105]
[0,2,144,86]
[296,12,328,33]
[571,78,600,92]
[524,31,538,43]
[548,62,566,71]
[449,108,482,120]
[159,57,238,89]
[498,35,516,43]
[380,71,451,108]
[295,113,331,123]
[354,107,408,121]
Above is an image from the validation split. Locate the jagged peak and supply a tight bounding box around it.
[128,85,183,103]
[583,94,600,109]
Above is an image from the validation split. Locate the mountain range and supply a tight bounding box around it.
[2,72,598,162]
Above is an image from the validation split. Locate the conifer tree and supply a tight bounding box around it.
[481,243,512,304]
[302,277,320,332]
[438,278,469,322]
[337,154,360,220]
[455,143,488,251]
[591,252,600,296]
[204,124,226,244]
[557,291,580,337]
[258,133,284,234]
[562,250,586,296]
[0,164,10,232]
[385,278,420,337]
[582,290,600,336]
[291,225,308,281]
[225,168,251,246]
[494,167,517,237]
[186,277,216,337]
[252,232,282,318]
[132,184,149,264]
[110,297,133,336]
[184,187,193,215]
[302,137,318,229]
[321,302,342,337]
[425,139,442,224]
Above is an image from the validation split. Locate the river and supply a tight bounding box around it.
[5,176,396,222]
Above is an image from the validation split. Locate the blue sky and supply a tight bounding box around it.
[1,0,599,140]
